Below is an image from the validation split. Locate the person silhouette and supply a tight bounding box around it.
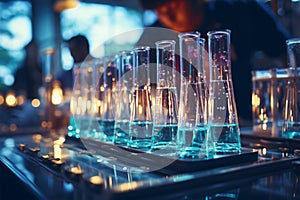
[58,34,91,92]
[12,40,42,100]
[138,0,291,123]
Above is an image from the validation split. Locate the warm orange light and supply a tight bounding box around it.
[31,99,41,107]
[114,182,139,192]
[69,164,83,175]
[41,121,48,128]
[6,93,17,107]
[9,124,17,131]
[100,66,105,73]
[100,86,105,92]
[87,66,93,73]
[53,0,79,12]
[17,95,26,105]
[252,94,260,107]
[0,95,4,105]
[138,105,143,114]
[53,143,62,159]
[76,97,83,115]
[89,175,103,185]
[51,82,63,105]
[54,109,62,117]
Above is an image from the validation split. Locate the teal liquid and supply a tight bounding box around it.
[210,123,241,154]
[151,124,178,154]
[129,121,153,150]
[98,119,115,142]
[114,120,130,146]
[76,116,93,138]
[177,125,209,159]
[67,116,80,139]
[282,121,300,139]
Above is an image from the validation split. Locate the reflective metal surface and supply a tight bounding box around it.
[0,129,300,200]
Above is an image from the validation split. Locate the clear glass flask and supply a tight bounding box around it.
[69,62,81,138]
[76,60,98,139]
[96,57,118,143]
[207,30,241,154]
[114,51,133,146]
[177,32,210,159]
[129,46,153,150]
[152,40,179,156]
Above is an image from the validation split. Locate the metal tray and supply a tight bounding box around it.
[65,136,258,175]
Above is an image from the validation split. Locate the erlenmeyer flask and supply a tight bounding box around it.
[77,59,98,138]
[96,57,118,143]
[207,30,241,154]
[152,40,179,156]
[70,60,97,139]
[129,46,153,150]
[114,50,133,145]
[69,62,81,139]
[177,32,210,159]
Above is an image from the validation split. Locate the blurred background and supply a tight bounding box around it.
[0,0,148,91]
[0,0,299,92]
[0,0,299,131]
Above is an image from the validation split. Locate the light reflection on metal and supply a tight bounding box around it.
[262,148,267,155]
[53,143,62,159]
[89,175,104,185]
[108,176,113,189]
[31,134,42,144]
[69,164,84,175]
[53,137,65,159]
[257,147,268,156]
[114,181,139,192]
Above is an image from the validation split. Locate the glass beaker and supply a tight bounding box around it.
[252,68,289,137]
[251,69,274,134]
[282,38,300,139]
[129,46,153,150]
[282,68,300,139]
[114,51,133,146]
[77,59,98,138]
[41,49,57,129]
[69,62,81,139]
[273,68,289,135]
[207,30,241,154]
[96,56,118,143]
[152,40,179,156]
[177,32,210,159]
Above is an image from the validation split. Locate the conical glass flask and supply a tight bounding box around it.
[177,32,210,159]
[152,40,179,156]
[207,30,241,154]
[114,50,133,145]
[129,46,153,150]
[96,56,118,143]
